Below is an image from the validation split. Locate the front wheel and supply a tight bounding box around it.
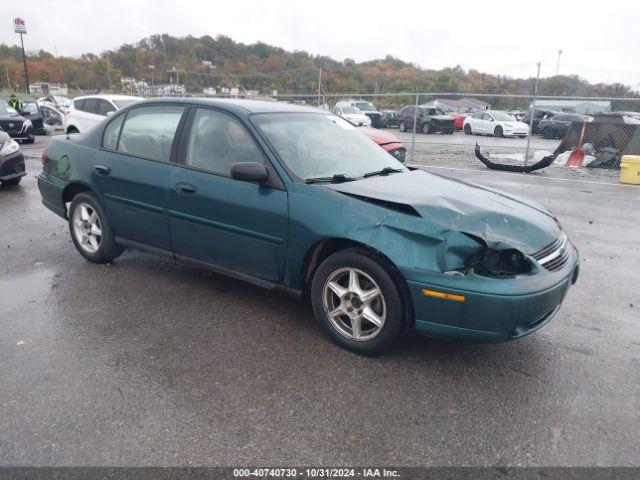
[68,192,124,263]
[463,124,472,135]
[421,122,431,134]
[494,126,504,138]
[399,121,406,132]
[310,249,407,355]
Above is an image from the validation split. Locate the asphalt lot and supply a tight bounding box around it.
[1,134,639,467]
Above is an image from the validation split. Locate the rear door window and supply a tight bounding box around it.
[82,98,101,114]
[117,105,185,163]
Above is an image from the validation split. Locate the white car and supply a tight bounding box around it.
[66,94,143,133]
[331,105,371,127]
[463,110,529,138]
[335,100,383,127]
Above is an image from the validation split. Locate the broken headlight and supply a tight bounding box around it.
[465,248,532,278]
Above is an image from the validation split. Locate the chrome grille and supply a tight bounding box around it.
[533,234,570,272]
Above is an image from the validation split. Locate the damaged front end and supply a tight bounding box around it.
[439,232,533,279]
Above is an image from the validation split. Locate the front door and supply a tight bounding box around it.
[92,104,186,251]
[169,107,288,282]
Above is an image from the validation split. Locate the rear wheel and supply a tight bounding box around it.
[421,122,431,134]
[399,121,406,132]
[494,126,504,138]
[310,249,407,355]
[464,124,472,135]
[68,192,124,263]
[66,126,79,134]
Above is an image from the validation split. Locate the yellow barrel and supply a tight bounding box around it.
[620,155,640,185]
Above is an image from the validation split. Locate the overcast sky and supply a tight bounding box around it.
[3,0,639,86]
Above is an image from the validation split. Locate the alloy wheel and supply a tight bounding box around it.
[322,267,386,341]
[72,202,103,253]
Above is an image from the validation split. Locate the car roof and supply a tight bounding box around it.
[74,94,144,101]
[133,97,323,115]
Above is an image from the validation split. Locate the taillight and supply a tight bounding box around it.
[41,148,47,166]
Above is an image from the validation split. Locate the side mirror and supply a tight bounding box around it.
[230,162,270,184]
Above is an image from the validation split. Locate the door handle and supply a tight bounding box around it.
[94,165,111,176]
[175,182,197,195]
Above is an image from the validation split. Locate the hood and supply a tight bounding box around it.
[344,113,369,121]
[325,169,559,254]
[358,127,402,145]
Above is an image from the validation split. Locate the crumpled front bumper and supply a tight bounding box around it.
[406,246,580,341]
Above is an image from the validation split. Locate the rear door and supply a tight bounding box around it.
[168,107,288,282]
[79,98,106,132]
[92,104,187,251]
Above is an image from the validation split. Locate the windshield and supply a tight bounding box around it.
[113,98,141,109]
[252,113,407,182]
[355,102,376,111]
[341,106,360,114]
[490,111,516,121]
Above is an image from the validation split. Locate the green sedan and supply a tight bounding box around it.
[38,98,579,354]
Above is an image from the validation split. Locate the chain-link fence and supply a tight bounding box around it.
[2,88,639,172]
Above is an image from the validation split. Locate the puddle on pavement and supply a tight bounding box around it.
[0,267,58,316]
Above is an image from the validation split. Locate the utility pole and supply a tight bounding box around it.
[317,67,322,107]
[524,61,541,167]
[556,50,563,76]
[13,18,30,94]
[106,55,112,90]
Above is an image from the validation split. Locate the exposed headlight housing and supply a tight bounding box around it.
[0,138,20,156]
[465,248,532,278]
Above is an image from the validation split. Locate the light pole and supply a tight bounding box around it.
[13,18,30,94]
[556,50,563,76]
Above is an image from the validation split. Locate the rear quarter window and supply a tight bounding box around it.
[102,114,125,150]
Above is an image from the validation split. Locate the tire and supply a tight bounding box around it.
[66,126,79,134]
[1,177,22,186]
[494,126,504,138]
[541,128,551,139]
[22,133,35,144]
[68,192,124,263]
[463,124,472,135]
[421,122,431,134]
[399,121,406,133]
[310,248,407,355]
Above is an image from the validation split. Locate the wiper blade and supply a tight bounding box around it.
[363,167,403,178]
[305,174,355,184]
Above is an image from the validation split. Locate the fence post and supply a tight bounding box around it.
[410,90,419,163]
[524,62,541,167]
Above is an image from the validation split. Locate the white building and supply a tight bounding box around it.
[29,82,68,96]
[532,100,611,114]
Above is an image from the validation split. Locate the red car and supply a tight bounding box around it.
[453,113,468,130]
[359,127,406,163]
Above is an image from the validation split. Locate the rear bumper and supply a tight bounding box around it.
[407,247,579,341]
[0,151,26,182]
[37,172,67,218]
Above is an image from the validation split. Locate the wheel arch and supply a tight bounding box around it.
[62,181,93,205]
[299,237,414,334]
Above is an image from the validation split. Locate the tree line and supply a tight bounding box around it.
[0,34,637,109]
